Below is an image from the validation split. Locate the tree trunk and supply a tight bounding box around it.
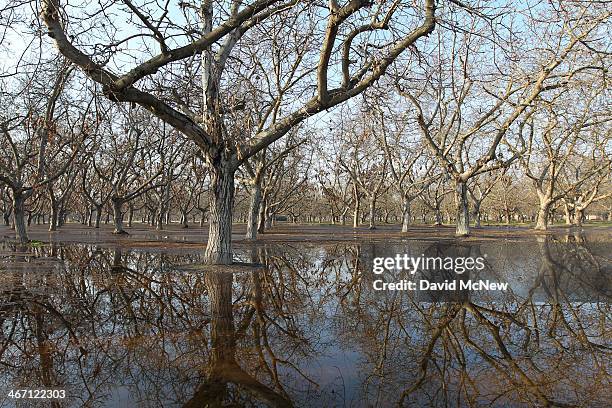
[257,197,266,234]
[401,197,411,233]
[127,204,134,227]
[181,211,189,228]
[574,208,584,226]
[199,209,206,227]
[204,164,235,265]
[94,205,102,228]
[353,186,360,228]
[434,205,443,226]
[535,201,550,230]
[49,203,59,232]
[13,193,28,243]
[504,205,511,225]
[245,181,262,240]
[112,198,127,234]
[455,180,470,237]
[264,209,273,229]
[563,202,572,225]
[472,202,481,228]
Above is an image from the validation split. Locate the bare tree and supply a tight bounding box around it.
[0,62,88,242]
[41,0,437,263]
[401,2,610,236]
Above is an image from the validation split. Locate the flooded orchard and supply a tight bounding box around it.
[0,226,609,407]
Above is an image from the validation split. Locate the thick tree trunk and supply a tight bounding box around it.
[472,202,482,228]
[127,204,134,227]
[401,197,411,233]
[574,209,584,226]
[535,201,550,230]
[455,181,470,237]
[434,205,443,226]
[49,203,59,232]
[353,189,360,228]
[199,209,206,227]
[204,164,235,265]
[112,198,127,234]
[504,205,511,225]
[563,203,572,225]
[265,209,273,229]
[180,211,189,228]
[13,193,28,243]
[94,205,102,228]
[245,182,262,240]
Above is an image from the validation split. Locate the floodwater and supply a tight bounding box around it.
[0,229,610,407]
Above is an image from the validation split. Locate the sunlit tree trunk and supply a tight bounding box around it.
[49,202,59,232]
[455,180,470,237]
[204,163,235,265]
[401,196,412,233]
[246,181,262,240]
[535,201,551,230]
[368,196,377,230]
[574,209,584,226]
[352,184,360,228]
[257,196,266,234]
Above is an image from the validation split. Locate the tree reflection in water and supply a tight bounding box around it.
[0,234,609,407]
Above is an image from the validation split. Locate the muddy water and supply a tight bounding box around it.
[0,231,610,407]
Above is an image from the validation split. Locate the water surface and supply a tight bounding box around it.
[0,231,610,407]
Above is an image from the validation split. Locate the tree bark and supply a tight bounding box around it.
[434,205,443,226]
[352,185,360,228]
[264,209,273,230]
[204,164,235,265]
[13,193,28,243]
[574,209,584,226]
[246,181,262,240]
[199,209,206,227]
[112,198,127,234]
[127,203,134,227]
[94,205,102,228]
[49,203,59,232]
[455,180,470,237]
[535,201,550,230]
[180,211,189,228]
[401,197,411,233]
[472,202,482,228]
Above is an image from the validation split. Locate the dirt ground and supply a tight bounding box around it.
[1,222,610,250]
